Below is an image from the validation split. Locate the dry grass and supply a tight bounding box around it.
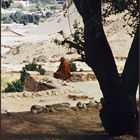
[1,72,20,91]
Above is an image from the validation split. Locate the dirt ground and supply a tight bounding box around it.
[1,107,138,140]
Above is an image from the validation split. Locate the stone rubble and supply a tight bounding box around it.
[30,101,101,114]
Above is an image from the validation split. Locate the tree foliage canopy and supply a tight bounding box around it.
[102,0,139,34]
[66,0,139,34]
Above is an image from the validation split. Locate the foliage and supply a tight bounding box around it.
[69,61,77,72]
[54,0,138,60]
[33,20,39,25]
[38,67,46,75]
[46,12,52,18]
[39,17,47,22]
[31,0,49,4]
[24,62,38,71]
[54,20,85,60]
[24,62,46,75]
[28,2,45,12]
[10,2,24,9]
[36,1,44,11]
[1,14,13,24]
[4,79,24,92]
[46,0,54,4]
[50,6,57,10]
[1,0,13,9]
[28,3,37,12]
[102,0,139,35]
[63,0,138,35]
[1,12,41,25]
[14,10,24,23]
[50,5,61,11]
[3,62,46,92]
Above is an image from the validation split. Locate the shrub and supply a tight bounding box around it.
[10,2,24,9]
[46,12,52,18]
[28,3,37,12]
[39,17,46,22]
[14,10,24,23]
[33,20,39,25]
[9,13,16,22]
[69,61,77,72]
[1,15,13,24]
[3,62,46,92]
[4,79,24,92]
[9,12,40,24]
[1,0,12,9]
[35,15,40,21]
[37,66,46,75]
[50,6,57,11]
[46,0,53,4]
[24,62,38,71]
[22,14,29,23]
[23,20,27,26]
[24,62,46,75]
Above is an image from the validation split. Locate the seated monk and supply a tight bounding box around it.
[54,57,71,80]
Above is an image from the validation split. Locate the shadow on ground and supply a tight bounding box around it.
[1,132,111,140]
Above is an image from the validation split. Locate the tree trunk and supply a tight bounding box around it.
[100,28,139,136]
[73,0,139,137]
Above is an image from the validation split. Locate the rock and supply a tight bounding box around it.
[7,93,12,97]
[40,91,46,96]
[32,109,38,114]
[49,108,55,112]
[23,92,28,97]
[23,92,32,97]
[95,100,99,104]
[46,105,52,107]
[11,47,20,55]
[76,102,83,109]
[69,72,96,82]
[1,109,7,114]
[76,102,88,109]
[46,90,53,95]
[28,92,33,97]
[30,105,46,113]
[52,102,71,108]
[37,92,43,96]
[17,93,23,97]
[32,92,38,97]
[6,112,12,116]
[86,101,95,108]
[24,73,57,92]
[39,100,46,102]
[45,103,71,110]
[68,94,89,100]
[1,94,6,98]
[51,90,56,95]
[12,93,18,98]
[33,55,47,63]
[71,107,78,111]
[82,103,87,109]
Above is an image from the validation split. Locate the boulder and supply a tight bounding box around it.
[69,72,96,82]
[30,105,46,113]
[24,72,58,92]
[68,94,94,100]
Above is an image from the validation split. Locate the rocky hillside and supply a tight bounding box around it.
[2,4,133,67]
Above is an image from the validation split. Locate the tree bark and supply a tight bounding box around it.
[73,0,139,136]
[100,28,139,136]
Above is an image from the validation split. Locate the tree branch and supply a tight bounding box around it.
[121,27,139,97]
[62,40,84,51]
